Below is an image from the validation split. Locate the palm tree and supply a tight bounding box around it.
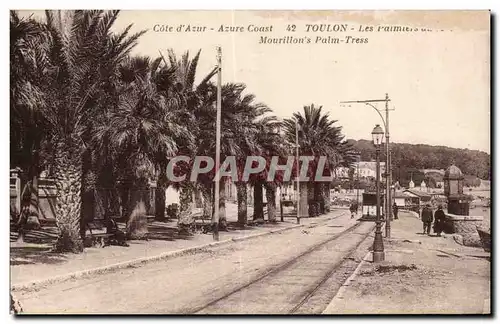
[163,49,219,232]
[103,55,193,238]
[10,11,50,239]
[195,82,277,228]
[193,83,243,229]
[283,104,352,218]
[228,90,271,226]
[240,112,284,224]
[36,10,146,252]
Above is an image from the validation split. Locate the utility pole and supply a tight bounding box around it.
[340,94,393,238]
[295,118,300,224]
[213,46,222,241]
[356,153,360,206]
[372,125,385,262]
[385,93,392,238]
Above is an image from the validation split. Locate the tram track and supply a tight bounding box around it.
[16,211,374,314]
[191,220,375,314]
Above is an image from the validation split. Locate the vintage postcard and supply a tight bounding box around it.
[10,10,490,315]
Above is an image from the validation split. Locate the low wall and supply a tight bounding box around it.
[445,213,485,248]
[444,213,484,234]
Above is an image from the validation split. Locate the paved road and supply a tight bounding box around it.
[17,210,374,314]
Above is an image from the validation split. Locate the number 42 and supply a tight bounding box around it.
[286,24,296,32]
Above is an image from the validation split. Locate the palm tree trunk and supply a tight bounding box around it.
[126,181,149,240]
[154,185,166,221]
[265,182,277,222]
[109,185,121,219]
[81,150,97,240]
[253,182,264,222]
[178,185,194,234]
[308,182,318,217]
[17,146,41,243]
[80,180,95,240]
[218,181,227,231]
[236,182,247,226]
[17,168,41,243]
[194,187,203,208]
[248,186,254,206]
[324,182,331,213]
[98,136,114,232]
[28,164,39,220]
[155,170,167,221]
[119,180,131,221]
[315,182,325,215]
[299,182,308,218]
[53,139,84,253]
[16,177,28,244]
[201,183,213,219]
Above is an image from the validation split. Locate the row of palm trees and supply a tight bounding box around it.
[10,10,355,253]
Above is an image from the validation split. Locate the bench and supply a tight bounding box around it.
[85,219,128,248]
[85,220,112,248]
[192,211,212,233]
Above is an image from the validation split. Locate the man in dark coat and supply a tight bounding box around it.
[392,202,399,220]
[433,205,446,237]
[349,201,358,219]
[421,204,433,235]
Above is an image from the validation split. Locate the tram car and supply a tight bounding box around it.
[361,192,385,220]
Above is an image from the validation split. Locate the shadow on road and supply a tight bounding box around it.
[10,246,67,266]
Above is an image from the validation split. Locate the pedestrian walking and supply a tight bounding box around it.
[433,205,446,237]
[349,201,358,219]
[392,202,399,220]
[421,204,433,235]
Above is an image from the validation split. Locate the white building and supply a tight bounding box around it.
[335,161,386,179]
[409,179,415,188]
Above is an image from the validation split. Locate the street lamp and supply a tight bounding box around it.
[340,94,393,238]
[371,124,385,262]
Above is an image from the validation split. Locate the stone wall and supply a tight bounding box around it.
[445,213,484,248]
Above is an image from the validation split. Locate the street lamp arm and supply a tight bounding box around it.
[364,103,387,131]
[341,94,392,239]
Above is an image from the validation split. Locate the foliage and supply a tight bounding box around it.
[283,104,354,179]
[11,10,354,249]
[347,139,490,180]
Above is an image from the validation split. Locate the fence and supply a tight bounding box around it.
[10,169,157,221]
[10,169,60,220]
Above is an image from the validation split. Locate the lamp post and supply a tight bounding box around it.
[372,124,385,262]
[340,94,393,238]
[213,46,222,241]
[295,118,300,224]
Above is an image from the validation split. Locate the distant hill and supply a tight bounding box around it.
[346,139,490,181]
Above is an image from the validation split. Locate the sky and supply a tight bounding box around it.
[21,10,491,153]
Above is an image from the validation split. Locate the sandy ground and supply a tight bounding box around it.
[324,211,491,315]
[15,209,358,314]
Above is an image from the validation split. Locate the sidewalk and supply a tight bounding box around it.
[323,210,491,315]
[11,206,346,287]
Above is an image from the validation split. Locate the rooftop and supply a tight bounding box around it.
[444,164,464,180]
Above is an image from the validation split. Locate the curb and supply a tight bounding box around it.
[12,221,310,293]
[322,251,371,314]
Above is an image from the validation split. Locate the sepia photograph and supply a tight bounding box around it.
[9,9,491,315]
